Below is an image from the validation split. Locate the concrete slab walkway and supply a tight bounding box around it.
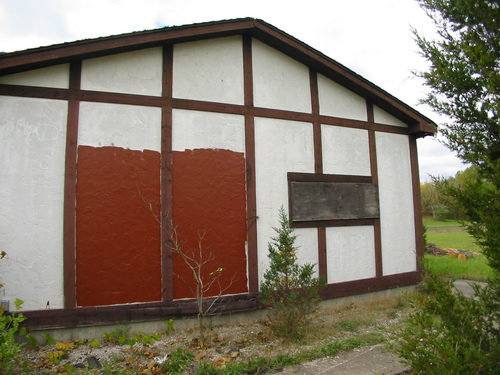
[272,344,408,374]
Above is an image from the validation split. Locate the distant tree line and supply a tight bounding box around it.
[420,166,483,221]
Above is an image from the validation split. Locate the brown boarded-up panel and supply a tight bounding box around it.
[172,148,248,299]
[76,145,161,307]
[290,181,379,222]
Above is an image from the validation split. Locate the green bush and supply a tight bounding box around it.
[260,208,324,340]
[395,274,499,374]
[0,299,27,374]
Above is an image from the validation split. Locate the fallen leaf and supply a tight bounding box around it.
[194,352,206,361]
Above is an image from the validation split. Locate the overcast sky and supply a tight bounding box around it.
[0,0,467,181]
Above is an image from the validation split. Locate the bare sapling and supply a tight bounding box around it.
[139,188,235,346]
[171,229,235,347]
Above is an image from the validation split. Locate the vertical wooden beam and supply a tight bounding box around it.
[310,70,322,174]
[243,35,259,294]
[310,69,327,281]
[63,61,81,309]
[367,101,383,277]
[161,45,174,302]
[409,136,424,274]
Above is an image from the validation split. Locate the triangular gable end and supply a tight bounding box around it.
[0,18,436,136]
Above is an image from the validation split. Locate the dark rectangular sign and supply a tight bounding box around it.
[290,181,380,222]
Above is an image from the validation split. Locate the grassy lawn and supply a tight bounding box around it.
[423,217,464,228]
[423,254,494,281]
[426,230,481,252]
[422,216,493,281]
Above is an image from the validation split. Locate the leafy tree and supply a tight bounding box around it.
[260,208,324,340]
[396,2,500,373]
[414,0,499,271]
[420,182,440,217]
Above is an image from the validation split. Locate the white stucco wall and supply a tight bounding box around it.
[317,74,366,121]
[326,226,376,283]
[81,48,163,96]
[172,109,245,152]
[0,64,69,89]
[252,39,311,113]
[173,36,244,105]
[376,132,416,275]
[254,117,317,283]
[0,96,67,311]
[373,105,407,127]
[321,125,371,176]
[78,102,161,151]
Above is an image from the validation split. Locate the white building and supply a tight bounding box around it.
[0,18,435,329]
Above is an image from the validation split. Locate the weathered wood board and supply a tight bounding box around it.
[290,181,380,221]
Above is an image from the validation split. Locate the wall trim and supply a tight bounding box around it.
[0,83,423,137]
[161,45,174,302]
[21,271,420,330]
[63,61,81,309]
[22,294,259,331]
[409,136,424,273]
[309,69,327,280]
[322,271,421,299]
[288,172,372,183]
[367,100,383,277]
[243,35,259,294]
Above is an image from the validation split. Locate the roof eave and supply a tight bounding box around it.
[0,18,257,74]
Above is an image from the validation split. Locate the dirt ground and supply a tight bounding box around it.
[20,296,410,374]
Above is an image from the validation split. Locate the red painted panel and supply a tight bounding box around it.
[76,145,161,306]
[172,149,248,299]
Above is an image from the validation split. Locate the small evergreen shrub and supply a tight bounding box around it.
[260,208,324,340]
[395,274,499,374]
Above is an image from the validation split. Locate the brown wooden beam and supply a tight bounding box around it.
[243,35,259,294]
[23,294,259,330]
[288,172,372,184]
[0,84,69,100]
[367,100,383,277]
[63,61,81,309]
[409,136,424,273]
[322,271,420,299]
[161,45,174,302]
[0,83,419,137]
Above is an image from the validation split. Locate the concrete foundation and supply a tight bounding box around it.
[26,285,415,342]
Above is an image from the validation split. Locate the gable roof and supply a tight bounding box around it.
[0,18,436,136]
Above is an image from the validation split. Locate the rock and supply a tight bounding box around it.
[86,356,101,369]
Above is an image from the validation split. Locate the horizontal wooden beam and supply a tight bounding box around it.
[322,272,421,299]
[22,294,259,330]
